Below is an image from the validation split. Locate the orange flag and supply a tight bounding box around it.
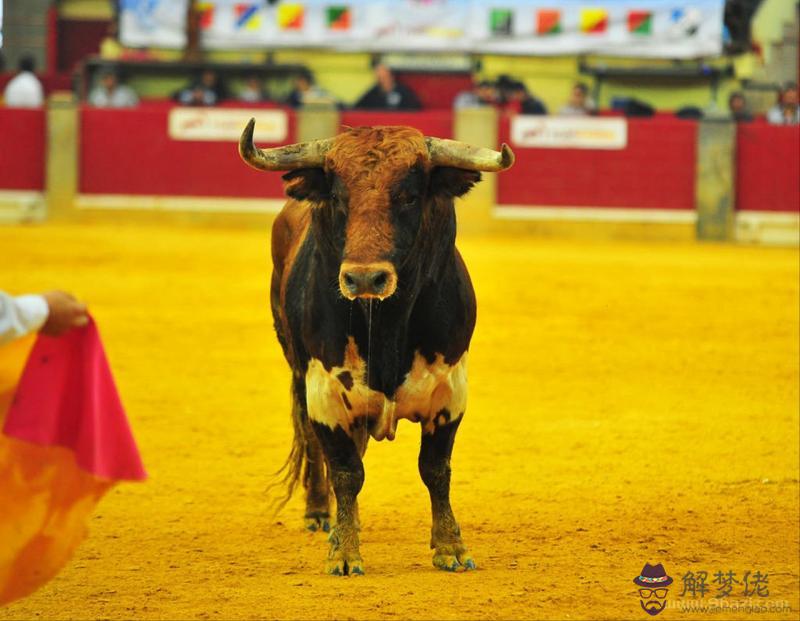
[0,319,145,605]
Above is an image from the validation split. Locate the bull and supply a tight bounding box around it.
[239,120,514,575]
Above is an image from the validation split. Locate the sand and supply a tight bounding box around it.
[0,222,797,620]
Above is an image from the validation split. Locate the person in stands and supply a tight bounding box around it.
[3,55,44,108]
[453,80,499,109]
[559,82,596,116]
[239,75,267,103]
[727,91,753,122]
[286,70,337,108]
[174,69,228,107]
[497,75,547,115]
[88,69,139,108]
[353,63,421,111]
[767,82,799,125]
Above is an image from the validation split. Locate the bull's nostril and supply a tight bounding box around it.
[343,273,357,291]
[372,272,388,290]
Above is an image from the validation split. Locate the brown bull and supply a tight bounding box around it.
[239,120,513,575]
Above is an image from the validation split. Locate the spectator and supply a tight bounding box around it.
[175,69,227,107]
[353,63,421,111]
[0,290,89,346]
[559,82,596,116]
[239,75,267,103]
[453,80,499,110]
[88,70,138,108]
[727,91,753,122]
[767,82,799,125]
[3,55,44,109]
[286,71,337,108]
[498,76,547,115]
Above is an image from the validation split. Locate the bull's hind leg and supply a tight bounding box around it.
[290,378,331,532]
[418,418,475,572]
[312,422,365,576]
[302,424,331,533]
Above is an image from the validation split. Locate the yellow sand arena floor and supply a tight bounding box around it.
[0,223,798,620]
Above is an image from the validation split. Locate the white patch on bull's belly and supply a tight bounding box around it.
[305,337,467,441]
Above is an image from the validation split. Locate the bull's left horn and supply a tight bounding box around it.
[425,137,515,172]
[239,118,334,171]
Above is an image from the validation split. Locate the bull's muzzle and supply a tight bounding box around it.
[339,261,397,300]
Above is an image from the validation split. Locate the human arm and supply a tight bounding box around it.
[0,291,89,346]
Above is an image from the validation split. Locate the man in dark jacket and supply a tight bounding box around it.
[353,63,421,110]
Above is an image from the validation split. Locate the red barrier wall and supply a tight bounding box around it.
[341,110,454,139]
[79,104,294,198]
[0,109,46,191]
[395,73,473,110]
[498,116,697,210]
[736,123,800,213]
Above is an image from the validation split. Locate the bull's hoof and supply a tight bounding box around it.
[325,527,363,576]
[325,555,365,576]
[432,544,476,573]
[304,512,331,533]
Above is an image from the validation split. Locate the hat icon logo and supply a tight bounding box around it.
[634,562,672,616]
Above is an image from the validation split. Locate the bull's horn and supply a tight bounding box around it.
[239,118,334,171]
[426,137,515,172]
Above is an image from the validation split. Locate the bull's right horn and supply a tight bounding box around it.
[239,118,334,171]
[426,137,515,172]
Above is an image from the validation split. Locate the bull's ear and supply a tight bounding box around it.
[429,168,482,199]
[282,168,329,202]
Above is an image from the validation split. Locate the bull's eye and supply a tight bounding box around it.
[399,196,419,211]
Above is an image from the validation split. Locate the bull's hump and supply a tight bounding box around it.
[305,338,467,441]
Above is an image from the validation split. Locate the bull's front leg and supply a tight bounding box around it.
[311,422,365,576]
[418,417,475,572]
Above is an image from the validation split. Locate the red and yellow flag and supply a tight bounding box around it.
[0,320,145,606]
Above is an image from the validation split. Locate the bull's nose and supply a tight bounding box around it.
[343,270,388,295]
[339,262,397,300]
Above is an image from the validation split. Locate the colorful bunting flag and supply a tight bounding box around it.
[277,3,305,31]
[234,3,262,31]
[489,8,513,36]
[580,8,608,34]
[0,319,145,606]
[326,6,351,31]
[536,9,562,35]
[197,1,215,30]
[628,10,653,34]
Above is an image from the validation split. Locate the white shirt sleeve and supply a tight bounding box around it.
[0,291,49,346]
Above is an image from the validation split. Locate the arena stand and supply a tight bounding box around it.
[1,96,797,242]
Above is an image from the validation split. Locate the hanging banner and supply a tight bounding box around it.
[120,0,724,59]
[511,116,628,149]
[168,108,288,142]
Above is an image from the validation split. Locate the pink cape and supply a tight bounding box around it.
[3,318,146,481]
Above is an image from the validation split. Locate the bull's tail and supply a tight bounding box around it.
[271,375,335,519]
[269,385,308,514]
